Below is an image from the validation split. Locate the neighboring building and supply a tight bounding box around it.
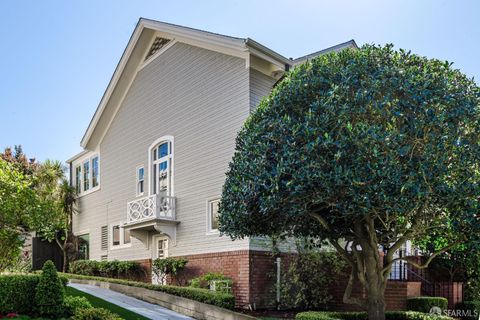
[67,18,357,308]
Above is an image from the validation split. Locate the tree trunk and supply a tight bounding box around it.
[62,247,68,273]
[366,290,386,320]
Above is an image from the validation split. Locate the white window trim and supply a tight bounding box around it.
[147,135,174,196]
[73,153,101,197]
[136,165,145,197]
[206,197,221,235]
[110,222,132,250]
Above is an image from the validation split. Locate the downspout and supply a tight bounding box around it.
[275,256,281,309]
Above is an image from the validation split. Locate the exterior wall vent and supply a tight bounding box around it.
[145,37,170,61]
[101,225,108,251]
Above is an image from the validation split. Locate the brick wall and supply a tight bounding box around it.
[165,250,425,311]
[172,250,251,307]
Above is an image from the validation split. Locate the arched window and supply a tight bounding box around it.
[149,136,173,196]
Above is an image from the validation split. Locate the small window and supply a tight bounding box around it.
[78,234,90,260]
[207,199,220,233]
[83,160,90,191]
[92,156,99,188]
[112,225,120,246]
[136,167,144,196]
[124,228,131,244]
[75,166,82,193]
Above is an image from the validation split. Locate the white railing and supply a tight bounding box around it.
[127,194,175,224]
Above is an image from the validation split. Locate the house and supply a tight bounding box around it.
[67,18,358,308]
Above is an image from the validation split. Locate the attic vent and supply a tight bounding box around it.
[145,37,171,60]
[101,225,108,251]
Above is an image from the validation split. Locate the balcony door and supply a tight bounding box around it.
[152,141,172,197]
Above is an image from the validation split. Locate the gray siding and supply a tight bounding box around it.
[73,42,251,260]
[249,69,277,112]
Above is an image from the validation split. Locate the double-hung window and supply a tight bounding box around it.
[136,167,145,196]
[207,199,220,233]
[75,166,82,193]
[92,156,99,188]
[83,160,90,191]
[74,154,100,195]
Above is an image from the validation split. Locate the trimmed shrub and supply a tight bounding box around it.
[35,260,65,317]
[0,275,40,314]
[69,259,143,279]
[295,311,453,320]
[407,297,449,313]
[281,251,346,310]
[72,307,122,320]
[189,272,233,293]
[62,273,236,309]
[454,301,480,320]
[64,296,92,316]
[0,273,68,314]
[152,257,188,285]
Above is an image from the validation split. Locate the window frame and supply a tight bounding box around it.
[75,165,82,194]
[147,136,174,196]
[136,166,145,197]
[73,153,100,197]
[110,222,132,250]
[206,197,220,235]
[91,156,100,188]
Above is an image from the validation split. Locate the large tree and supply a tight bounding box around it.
[32,160,78,272]
[0,158,38,271]
[219,45,480,320]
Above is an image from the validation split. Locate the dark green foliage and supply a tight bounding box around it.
[63,296,93,316]
[296,311,453,320]
[219,43,480,318]
[189,272,233,293]
[152,257,188,284]
[281,251,346,310]
[63,273,236,309]
[72,307,122,320]
[0,275,41,314]
[35,260,65,317]
[0,273,68,315]
[407,297,448,313]
[69,259,143,278]
[455,301,480,320]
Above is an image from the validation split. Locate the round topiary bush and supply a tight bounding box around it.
[35,260,65,317]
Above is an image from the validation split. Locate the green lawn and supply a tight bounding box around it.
[65,286,149,320]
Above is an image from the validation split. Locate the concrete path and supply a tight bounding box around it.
[69,283,193,320]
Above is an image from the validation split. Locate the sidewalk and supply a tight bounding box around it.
[69,283,193,320]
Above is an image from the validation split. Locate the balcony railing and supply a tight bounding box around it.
[126,194,175,224]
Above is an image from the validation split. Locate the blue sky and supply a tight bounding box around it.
[0,0,478,162]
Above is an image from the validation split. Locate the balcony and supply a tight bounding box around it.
[127,194,175,223]
[124,194,178,246]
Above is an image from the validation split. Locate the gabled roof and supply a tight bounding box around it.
[79,18,357,150]
[293,39,358,65]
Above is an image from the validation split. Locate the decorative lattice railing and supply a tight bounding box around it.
[127,194,175,224]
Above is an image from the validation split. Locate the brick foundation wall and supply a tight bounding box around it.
[136,258,152,283]
[172,250,251,307]
[329,280,421,311]
[166,249,426,311]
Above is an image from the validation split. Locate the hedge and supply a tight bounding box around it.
[0,274,68,314]
[296,311,453,320]
[407,297,449,313]
[69,260,143,279]
[62,273,235,310]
